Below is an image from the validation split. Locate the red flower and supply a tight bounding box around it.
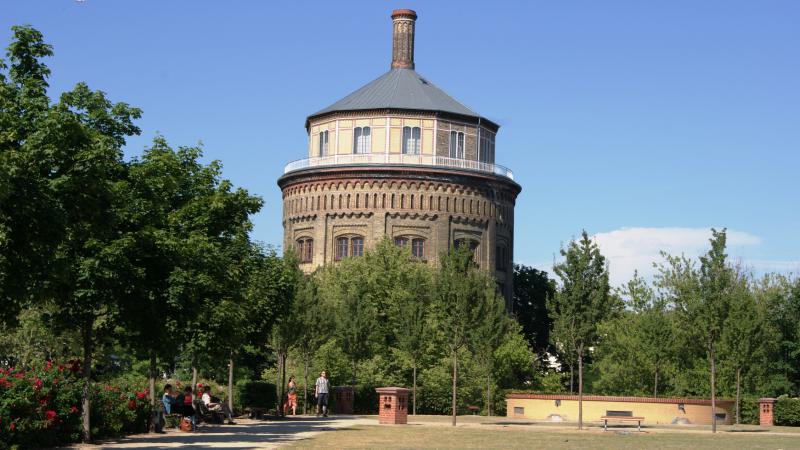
[45,410,58,421]
[135,391,147,400]
[53,377,59,385]
[45,360,53,371]
[10,422,15,431]
[57,364,66,372]
[39,396,50,406]
[127,399,137,410]
[70,406,79,414]
[33,378,43,391]
[12,372,24,379]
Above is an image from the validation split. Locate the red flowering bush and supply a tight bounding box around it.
[0,362,152,448]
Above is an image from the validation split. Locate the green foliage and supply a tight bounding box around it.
[0,362,150,448]
[238,380,277,410]
[512,265,556,357]
[775,397,800,426]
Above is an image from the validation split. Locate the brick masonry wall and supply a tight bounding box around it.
[279,166,519,303]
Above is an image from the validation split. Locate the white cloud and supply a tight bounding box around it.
[588,227,786,287]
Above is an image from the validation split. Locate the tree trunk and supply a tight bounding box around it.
[81,329,93,443]
[578,353,583,430]
[149,352,157,407]
[451,351,458,427]
[277,352,285,417]
[303,353,309,415]
[735,367,741,425]
[487,373,492,417]
[351,359,357,389]
[191,364,198,398]
[412,360,417,416]
[227,355,234,414]
[654,368,658,398]
[710,343,717,434]
[280,352,287,416]
[569,364,574,394]
[148,352,157,432]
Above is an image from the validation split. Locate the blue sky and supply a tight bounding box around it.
[3,0,798,285]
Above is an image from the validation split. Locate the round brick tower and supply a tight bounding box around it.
[278,9,521,303]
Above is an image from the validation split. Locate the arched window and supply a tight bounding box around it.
[495,245,508,271]
[353,127,371,154]
[395,236,425,259]
[402,126,421,154]
[335,237,349,261]
[351,237,364,257]
[319,130,329,156]
[335,236,365,260]
[453,238,479,253]
[296,238,313,263]
[449,131,465,159]
[411,238,425,258]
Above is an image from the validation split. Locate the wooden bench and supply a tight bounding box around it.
[600,416,645,432]
[467,405,479,415]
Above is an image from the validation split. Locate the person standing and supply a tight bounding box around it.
[314,370,330,417]
[285,376,298,416]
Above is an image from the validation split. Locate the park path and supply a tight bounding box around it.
[66,416,374,450]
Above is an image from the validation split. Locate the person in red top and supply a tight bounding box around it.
[177,386,197,431]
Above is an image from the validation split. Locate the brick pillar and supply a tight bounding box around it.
[376,387,410,424]
[759,398,776,426]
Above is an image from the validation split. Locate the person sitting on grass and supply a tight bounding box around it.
[202,385,236,424]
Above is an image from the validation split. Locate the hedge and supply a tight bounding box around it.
[238,380,276,411]
[775,397,800,426]
[0,361,151,449]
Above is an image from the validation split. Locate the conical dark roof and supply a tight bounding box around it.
[307,68,496,128]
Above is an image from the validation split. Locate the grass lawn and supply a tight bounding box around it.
[287,423,800,449]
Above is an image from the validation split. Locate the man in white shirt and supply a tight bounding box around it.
[314,370,330,417]
[201,386,236,424]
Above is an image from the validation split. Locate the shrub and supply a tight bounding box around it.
[0,361,151,448]
[738,398,760,425]
[238,380,276,411]
[774,397,800,426]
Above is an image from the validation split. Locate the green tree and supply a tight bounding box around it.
[658,228,732,433]
[433,244,489,426]
[512,265,556,359]
[550,231,611,430]
[719,272,765,424]
[291,274,327,414]
[380,239,434,415]
[0,26,64,326]
[469,286,508,416]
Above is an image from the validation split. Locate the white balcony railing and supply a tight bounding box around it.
[283,153,514,180]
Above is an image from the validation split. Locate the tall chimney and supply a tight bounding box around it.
[391,9,417,69]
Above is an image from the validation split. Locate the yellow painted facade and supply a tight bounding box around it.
[506,396,734,426]
[304,114,492,159]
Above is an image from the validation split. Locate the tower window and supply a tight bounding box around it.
[454,238,479,252]
[296,238,313,263]
[449,131,464,159]
[411,238,425,258]
[395,236,425,259]
[351,237,364,257]
[402,126,421,154]
[479,131,494,163]
[354,127,371,154]
[335,235,365,260]
[496,245,507,271]
[319,130,329,156]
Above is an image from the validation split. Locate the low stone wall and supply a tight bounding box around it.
[506,394,734,425]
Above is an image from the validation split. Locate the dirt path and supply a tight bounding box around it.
[66,416,374,449]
